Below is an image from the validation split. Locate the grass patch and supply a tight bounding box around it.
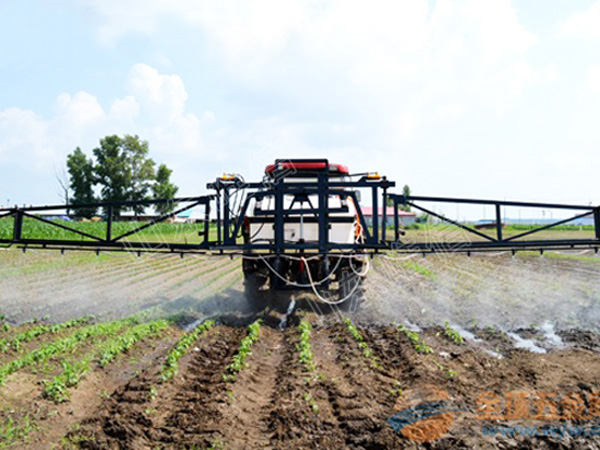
[401,261,434,278]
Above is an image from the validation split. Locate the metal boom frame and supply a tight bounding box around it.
[1,168,599,256]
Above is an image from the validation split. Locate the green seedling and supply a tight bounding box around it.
[297,320,316,372]
[223,319,262,382]
[397,324,433,354]
[443,321,464,345]
[161,319,216,382]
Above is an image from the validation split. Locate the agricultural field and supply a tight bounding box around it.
[0,246,600,448]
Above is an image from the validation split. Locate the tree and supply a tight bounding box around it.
[67,134,177,218]
[153,164,179,215]
[93,135,131,216]
[401,184,412,212]
[66,147,96,218]
[122,135,155,216]
[92,134,156,216]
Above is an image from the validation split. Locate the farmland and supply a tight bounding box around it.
[1,246,600,448]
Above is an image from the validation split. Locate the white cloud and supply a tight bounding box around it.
[585,64,600,94]
[0,108,51,169]
[560,1,600,40]
[0,64,214,199]
[74,0,546,120]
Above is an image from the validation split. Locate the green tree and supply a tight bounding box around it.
[153,164,179,215]
[66,147,96,218]
[93,135,156,216]
[93,135,131,216]
[122,135,155,216]
[401,184,412,212]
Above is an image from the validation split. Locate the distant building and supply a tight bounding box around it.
[361,206,417,227]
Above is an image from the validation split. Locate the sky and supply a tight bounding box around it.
[1,0,599,220]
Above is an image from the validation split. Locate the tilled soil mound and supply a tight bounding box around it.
[58,320,600,450]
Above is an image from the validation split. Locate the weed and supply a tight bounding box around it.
[433,361,457,379]
[401,261,434,278]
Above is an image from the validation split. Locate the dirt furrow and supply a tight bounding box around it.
[215,326,285,448]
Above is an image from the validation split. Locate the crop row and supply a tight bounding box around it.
[0,318,137,385]
[343,318,382,369]
[297,320,316,372]
[161,319,216,381]
[222,319,262,382]
[0,217,212,242]
[43,319,171,402]
[0,317,90,353]
[396,324,432,354]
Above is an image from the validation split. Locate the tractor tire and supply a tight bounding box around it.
[243,259,269,310]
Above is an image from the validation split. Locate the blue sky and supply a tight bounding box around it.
[1,0,599,220]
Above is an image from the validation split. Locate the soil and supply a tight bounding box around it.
[47,317,598,450]
[1,250,599,448]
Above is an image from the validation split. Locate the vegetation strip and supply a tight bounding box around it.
[396,324,432,354]
[161,319,216,382]
[43,319,171,402]
[343,318,382,369]
[0,318,137,385]
[222,319,262,382]
[297,320,316,372]
[0,317,90,353]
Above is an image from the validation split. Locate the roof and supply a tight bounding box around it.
[265,161,350,175]
[361,206,416,217]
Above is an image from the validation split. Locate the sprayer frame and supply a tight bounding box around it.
[1,158,599,260]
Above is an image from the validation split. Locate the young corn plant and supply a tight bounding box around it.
[443,321,464,345]
[0,318,137,386]
[343,318,381,369]
[397,324,433,355]
[43,319,171,403]
[297,320,316,372]
[222,319,261,383]
[161,319,216,382]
